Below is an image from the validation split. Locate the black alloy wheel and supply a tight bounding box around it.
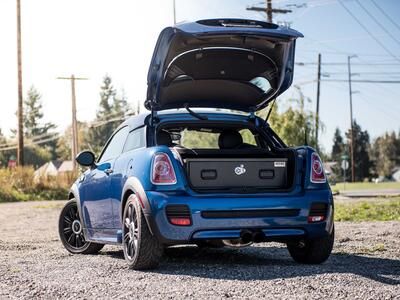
[58,199,104,254]
[122,194,163,270]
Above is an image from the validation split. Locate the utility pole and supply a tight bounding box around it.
[57,75,88,171]
[347,55,357,183]
[173,0,176,25]
[315,53,321,151]
[16,0,24,166]
[246,0,292,23]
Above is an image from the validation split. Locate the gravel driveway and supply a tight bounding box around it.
[0,201,399,299]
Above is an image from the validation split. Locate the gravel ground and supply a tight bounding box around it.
[0,201,399,299]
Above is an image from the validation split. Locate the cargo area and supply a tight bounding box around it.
[178,149,294,192]
[156,121,296,193]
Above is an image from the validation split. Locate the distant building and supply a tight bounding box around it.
[323,162,337,177]
[34,160,73,178]
[393,167,400,182]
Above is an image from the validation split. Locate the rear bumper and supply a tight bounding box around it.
[144,189,334,245]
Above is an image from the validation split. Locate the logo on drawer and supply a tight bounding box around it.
[274,161,286,168]
[234,164,246,175]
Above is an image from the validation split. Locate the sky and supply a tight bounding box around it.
[0,0,399,153]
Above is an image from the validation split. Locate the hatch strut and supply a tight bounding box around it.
[184,104,208,120]
[263,98,276,127]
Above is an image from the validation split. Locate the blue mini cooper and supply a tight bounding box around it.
[58,19,334,270]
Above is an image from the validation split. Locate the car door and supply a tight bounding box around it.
[110,127,146,228]
[81,126,129,229]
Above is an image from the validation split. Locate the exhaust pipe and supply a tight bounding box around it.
[252,231,265,243]
[240,230,253,244]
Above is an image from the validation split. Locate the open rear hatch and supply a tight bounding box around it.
[146,19,303,112]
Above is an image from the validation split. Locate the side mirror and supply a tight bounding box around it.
[76,150,96,167]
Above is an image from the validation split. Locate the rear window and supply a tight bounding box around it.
[179,128,257,149]
[181,129,219,149]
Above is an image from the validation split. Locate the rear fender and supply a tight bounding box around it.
[121,177,155,235]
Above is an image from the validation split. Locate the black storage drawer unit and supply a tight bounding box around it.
[186,158,288,190]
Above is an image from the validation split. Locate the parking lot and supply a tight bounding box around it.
[0,201,399,299]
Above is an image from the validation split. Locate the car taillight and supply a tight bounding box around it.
[151,153,177,185]
[310,152,326,183]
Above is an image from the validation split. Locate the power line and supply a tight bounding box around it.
[297,62,400,66]
[246,0,292,23]
[0,135,60,152]
[0,132,59,149]
[57,75,88,171]
[322,79,400,84]
[338,0,400,63]
[355,0,400,47]
[370,0,400,32]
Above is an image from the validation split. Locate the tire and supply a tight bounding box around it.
[58,199,104,254]
[287,226,334,264]
[122,194,163,270]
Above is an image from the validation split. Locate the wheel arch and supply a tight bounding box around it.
[67,183,89,239]
[121,177,155,235]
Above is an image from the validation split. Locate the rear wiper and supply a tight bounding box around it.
[184,104,208,120]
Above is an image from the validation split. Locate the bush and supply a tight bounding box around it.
[0,166,75,202]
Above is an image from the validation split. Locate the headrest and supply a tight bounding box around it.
[218,130,243,149]
[157,130,173,146]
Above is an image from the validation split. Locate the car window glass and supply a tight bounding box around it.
[98,126,129,162]
[180,129,219,149]
[240,129,257,146]
[124,127,145,152]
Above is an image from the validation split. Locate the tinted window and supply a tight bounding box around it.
[123,127,145,152]
[98,126,129,162]
[240,129,257,146]
[181,129,219,149]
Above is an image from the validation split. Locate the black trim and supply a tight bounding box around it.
[309,202,328,217]
[201,209,300,219]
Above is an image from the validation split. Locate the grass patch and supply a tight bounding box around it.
[0,166,74,202]
[331,181,400,193]
[335,197,400,221]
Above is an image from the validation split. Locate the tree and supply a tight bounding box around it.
[56,122,91,161]
[262,92,320,149]
[0,129,7,167]
[8,87,57,166]
[345,120,371,181]
[86,75,130,154]
[331,128,345,162]
[371,132,397,178]
[23,86,56,138]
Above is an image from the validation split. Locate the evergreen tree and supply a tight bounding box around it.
[345,120,371,181]
[86,75,130,154]
[9,86,58,166]
[23,86,56,137]
[331,128,344,162]
[371,132,397,178]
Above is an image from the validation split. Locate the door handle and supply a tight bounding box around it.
[104,168,113,175]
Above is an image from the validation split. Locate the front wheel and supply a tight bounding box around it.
[58,199,104,254]
[287,226,334,264]
[122,194,163,270]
